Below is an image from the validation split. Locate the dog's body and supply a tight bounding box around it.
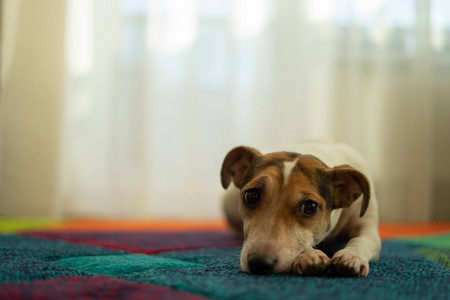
[221,140,381,277]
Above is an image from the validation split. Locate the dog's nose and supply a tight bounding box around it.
[247,254,277,274]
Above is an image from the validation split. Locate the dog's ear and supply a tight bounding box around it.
[221,146,262,189]
[327,165,370,217]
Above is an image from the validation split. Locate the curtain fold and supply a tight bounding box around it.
[0,0,66,217]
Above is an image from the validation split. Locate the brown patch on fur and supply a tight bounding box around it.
[221,146,262,189]
[281,171,331,235]
[327,166,370,217]
[243,152,300,187]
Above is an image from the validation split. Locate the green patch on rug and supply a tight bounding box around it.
[401,234,450,248]
[0,218,58,233]
[55,254,205,276]
[416,248,450,270]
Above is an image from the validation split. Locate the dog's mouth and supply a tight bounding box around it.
[240,229,311,274]
[241,239,305,275]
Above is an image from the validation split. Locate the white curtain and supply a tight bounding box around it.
[1,0,449,221]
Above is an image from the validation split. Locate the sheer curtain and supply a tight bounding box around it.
[1,0,449,221]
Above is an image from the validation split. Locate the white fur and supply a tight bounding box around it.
[283,159,298,185]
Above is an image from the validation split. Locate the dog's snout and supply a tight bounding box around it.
[247,254,277,274]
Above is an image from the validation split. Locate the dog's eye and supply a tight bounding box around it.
[300,200,319,215]
[244,189,261,206]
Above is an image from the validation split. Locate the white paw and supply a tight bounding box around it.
[292,249,330,276]
[331,251,369,277]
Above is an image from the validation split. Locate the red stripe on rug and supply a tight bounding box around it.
[0,276,209,300]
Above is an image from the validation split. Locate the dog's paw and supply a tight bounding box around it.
[292,249,330,276]
[331,251,369,277]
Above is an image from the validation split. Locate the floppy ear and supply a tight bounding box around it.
[221,146,262,189]
[328,165,370,217]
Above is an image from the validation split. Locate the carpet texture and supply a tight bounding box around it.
[0,219,449,300]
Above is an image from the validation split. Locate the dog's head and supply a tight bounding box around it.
[221,146,370,274]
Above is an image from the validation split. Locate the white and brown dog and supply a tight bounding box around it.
[221,140,381,277]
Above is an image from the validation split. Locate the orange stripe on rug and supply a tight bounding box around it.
[42,219,230,232]
[14,218,450,237]
[379,222,450,239]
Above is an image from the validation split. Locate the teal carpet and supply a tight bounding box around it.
[0,231,449,299]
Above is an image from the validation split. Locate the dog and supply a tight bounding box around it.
[220,140,381,277]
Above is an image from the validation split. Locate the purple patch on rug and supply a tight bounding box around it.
[23,231,243,254]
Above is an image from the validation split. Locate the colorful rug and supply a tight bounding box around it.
[1,218,449,300]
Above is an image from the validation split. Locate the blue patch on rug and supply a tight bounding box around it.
[0,234,124,282]
[1,253,91,283]
[1,234,125,261]
[56,254,205,276]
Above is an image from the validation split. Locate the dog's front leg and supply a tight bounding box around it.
[292,248,331,276]
[331,223,381,277]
